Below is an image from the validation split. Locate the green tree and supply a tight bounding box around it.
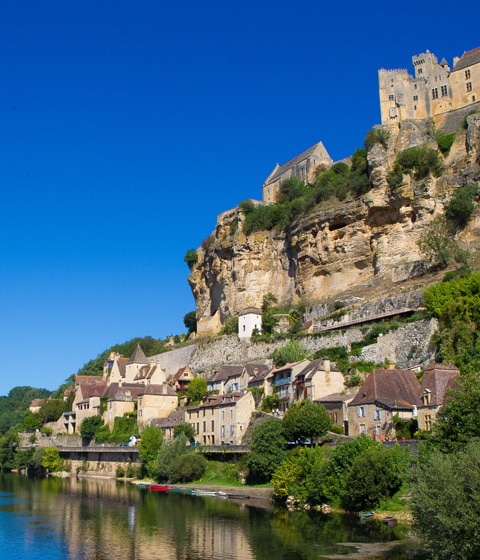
[138,425,163,479]
[446,183,478,228]
[42,447,64,472]
[417,216,457,268]
[186,377,207,405]
[428,372,480,453]
[341,444,410,511]
[168,452,207,483]
[272,340,308,367]
[261,292,278,313]
[173,422,196,442]
[282,400,331,444]
[220,315,238,335]
[80,416,104,440]
[410,442,480,560]
[156,433,192,482]
[38,399,67,424]
[183,248,198,270]
[183,311,197,334]
[246,419,287,484]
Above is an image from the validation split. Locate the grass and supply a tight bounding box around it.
[194,460,244,486]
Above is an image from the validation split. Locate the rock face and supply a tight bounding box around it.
[189,117,480,333]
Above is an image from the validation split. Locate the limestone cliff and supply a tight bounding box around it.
[189,116,480,333]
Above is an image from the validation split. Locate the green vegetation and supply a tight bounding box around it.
[183,311,197,334]
[41,447,65,472]
[185,377,208,405]
[220,315,238,335]
[239,151,371,236]
[411,442,480,560]
[155,433,207,483]
[282,400,331,444]
[79,415,105,440]
[272,340,308,367]
[183,248,198,270]
[445,182,478,227]
[423,272,480,373]
[138,425,163,479]
[246,418,287,484]
[0,386,51,436]
[394,145,443,180]
[364,127,390,150]
[436,132,456,155]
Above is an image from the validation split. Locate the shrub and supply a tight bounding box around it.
[220,315,238,335]
[272,340,308,367]
[446,183,478,227]
[364,127,390,150]
[436,133,456,155]
[80,416,104,440]
[396,145,443,179]
[183,249,198,270]
[169,452,207,483]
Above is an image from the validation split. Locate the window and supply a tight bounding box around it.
[466,82,473,92]
[357,406,366,417]
[413,95,418,101]
[211,420,214,431]
[203,421,206,432]
[441,85,448,97]
[220,425,225,437]
[230,425,234,436]
[418,68,423,75]
[373,409,381,421]
[389,94,394,101]
[466,69,471,79]
[432,88,438,99]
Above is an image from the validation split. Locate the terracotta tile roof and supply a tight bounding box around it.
[453,46,480,71]
[152,409,184,429]
[75,375,104,386]
[294,358,340,380]
[106,383,144,400]
[418,363,460,407]
[349,369,421,408]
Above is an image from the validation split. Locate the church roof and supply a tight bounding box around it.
[127,344,149,365]
[264,141,331,184]
[453,46,480,71]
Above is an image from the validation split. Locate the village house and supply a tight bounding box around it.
[238,308,262,339]
[317,392,354,435]
[347,368,421,438]
[206,365,249,394]
[267,359,310,413]
[417,363,460,432]
[292,358,344,403]
[170,366,195,392]
[137,383,178,429]
[185,391,255,445]
[151,409,185,441]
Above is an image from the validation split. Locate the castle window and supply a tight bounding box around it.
[418,68,423,75]
[466,82,473,92]
[432,88,438,100]
[441,85,448,97]
[473,95,476,102]
[413,95,418,101]
[389,94,394,101]
[466,69,471,79]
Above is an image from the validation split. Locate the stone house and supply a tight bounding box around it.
[151,409,185,441]
[417,363,460,432]
[104,383,144,429]
[106,345,167,386]
[347,368,421,438]
[238,308,262,339]
[262,141,332,204]
[185,391,255,445]
[292,359,344,403]
[137,383,178,429]
[206,365,249,394]
[246,363,272,393]
[379,46,480,127]
[170,366,195,392]
[267,359,310,413]
[317,392,354,435]
[66,376,108,433]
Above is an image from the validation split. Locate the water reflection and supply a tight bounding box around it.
[0,473,416,560]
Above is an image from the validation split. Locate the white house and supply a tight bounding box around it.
[238,307,262,339]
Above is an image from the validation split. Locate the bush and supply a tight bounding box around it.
[446,183,478,227]
[396,145,443,179]
[364,127,390,151]
[183,249,198,270]
[80,416,104,440]
[221,315,238,335]
[272,340,308,367]
[436,133,456,155]
[246,419,287,484]
[169,452,207,483]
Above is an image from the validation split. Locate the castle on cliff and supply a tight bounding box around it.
[378,46,480,126]
[262,46,480,205]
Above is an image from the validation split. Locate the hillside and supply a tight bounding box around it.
[188,115,480,335]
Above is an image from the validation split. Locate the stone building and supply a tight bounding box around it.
[379,46,480,127]
[262,141,332,203]
[238,307,262,339]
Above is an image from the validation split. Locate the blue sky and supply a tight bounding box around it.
[0,0,478,396]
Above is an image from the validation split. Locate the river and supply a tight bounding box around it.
[0,473,418,559]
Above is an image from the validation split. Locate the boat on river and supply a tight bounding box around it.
[150,484,174,493]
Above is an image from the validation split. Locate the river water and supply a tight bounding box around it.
[0,473,417,559]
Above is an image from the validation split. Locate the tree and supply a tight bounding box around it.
[417,216,457,268]
[183,311,197,334]
[428,372,480,453]
[42,447,64,472]
[410,442,480,560]
[282,400,331,444]
[272,340,308,367]
[246,419,287,484]
[155,433,197,482]
[79,416,104,440]
[173,422,196,442]
[186,377,207,405]
[138,425,163,479]
[168,452,207,483]
[183,249,198,270]
[446,183,478,228]
[261,292,277,313]
[341,444,410,511]
[38,399,67,424]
